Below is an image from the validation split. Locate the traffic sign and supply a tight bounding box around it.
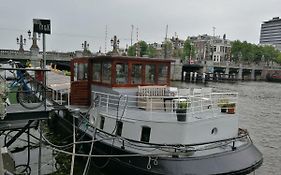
[33,19,51,34]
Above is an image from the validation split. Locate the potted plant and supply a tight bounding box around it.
[218,99,229,113]
[176,100,189,122]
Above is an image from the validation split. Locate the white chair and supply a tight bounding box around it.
[201,88,213,110]
[192,88,202,96]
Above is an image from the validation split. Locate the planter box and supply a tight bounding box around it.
[227,107,235,114]
[176,109,186,122]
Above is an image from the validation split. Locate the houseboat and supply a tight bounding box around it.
[69,55,263,175]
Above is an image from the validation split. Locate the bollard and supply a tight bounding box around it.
[202,73,206,83]
[194,72,197,83]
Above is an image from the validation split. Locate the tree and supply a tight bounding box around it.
[139,41,148,57]
[147,45,157,58]
[230,40,243,62]
[127,45,136,56]
[276,53,281,64]
[182,39,195,62]
[231,40,280,64]
[262,45,279,65]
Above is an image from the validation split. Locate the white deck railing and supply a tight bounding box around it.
[92,90,238,119]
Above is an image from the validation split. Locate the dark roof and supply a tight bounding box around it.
[182,64,203,71]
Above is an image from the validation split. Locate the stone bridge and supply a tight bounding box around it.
[172,60,281,81]
[0,49,74,62]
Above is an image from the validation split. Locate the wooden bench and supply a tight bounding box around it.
[137,85,167,110]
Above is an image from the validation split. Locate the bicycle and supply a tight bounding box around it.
[7,60,46,109]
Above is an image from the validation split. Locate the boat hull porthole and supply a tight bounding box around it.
[211,127,218,135]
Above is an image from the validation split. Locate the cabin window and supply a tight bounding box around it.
[116,121,123,136]
[115,63,128,84]
[131,64,142,84]
[93,63,101,82]
[99,116,105,130]
[140,126,151,142]
[74,63,78,81]
[158,64,168,84]
[102,62,111,84]
[74,63,88,81]
[145,64,156,84]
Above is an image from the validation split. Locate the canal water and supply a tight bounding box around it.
[2,81,280,174]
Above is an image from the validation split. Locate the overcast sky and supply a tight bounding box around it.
[0,0,280,53]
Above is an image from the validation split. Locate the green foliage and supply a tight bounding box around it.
[147,45,157,58]
[139,41,148,57]
[231,40,281,64]
[162,40,173,58]
[127,41,152,57]
[127,45,136,56]
[178,100,190,109]
[276,53,281,64]
[218,98,229,107]
[182,39,195,62]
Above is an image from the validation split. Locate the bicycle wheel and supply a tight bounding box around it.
[16,79,46,109]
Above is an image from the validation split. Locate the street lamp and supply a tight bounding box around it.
[16,35,26,52]
[111,35,120,54]
[82,41,89,51]
[27,29,40,50]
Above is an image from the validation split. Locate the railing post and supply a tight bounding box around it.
[106,94,109,112]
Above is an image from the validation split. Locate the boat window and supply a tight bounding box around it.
[102,62,111,84]
[93,63,101,82]
[115,63,128,84]
[99,116,105,130]
[116,121,123,136]
[131,64,142,84]
[140,126,151,142]
[145,64,156,84]
[74,63,88,81]
[74,63,78,81]
[158,64,168,84]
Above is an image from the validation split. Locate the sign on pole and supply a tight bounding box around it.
[33,19,51,34]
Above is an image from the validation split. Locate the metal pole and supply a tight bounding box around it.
[43,34,46,68]
[38,34,46,175]
[38,120,42,175]
[42,33,47,110]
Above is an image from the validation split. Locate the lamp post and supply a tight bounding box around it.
[82,41,90,56]
[27,30,40,50]
[16,35,26,52]
[27,30,41,67]
[82,41,89,51]
[111,35,120,54]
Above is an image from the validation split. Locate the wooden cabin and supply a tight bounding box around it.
[70,56,173,106]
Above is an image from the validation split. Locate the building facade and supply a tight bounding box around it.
[260,17,281,51]
[190,34,231,63]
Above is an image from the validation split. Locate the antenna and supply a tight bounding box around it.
[105,25,108,53]
[164,25,168,58]
[165,25,168,41]
[212,26,216,37]
[136,27,139,56]
[131,25,134,47]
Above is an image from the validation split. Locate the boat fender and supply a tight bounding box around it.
[147,157,152,170]
[88,108,95,126]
